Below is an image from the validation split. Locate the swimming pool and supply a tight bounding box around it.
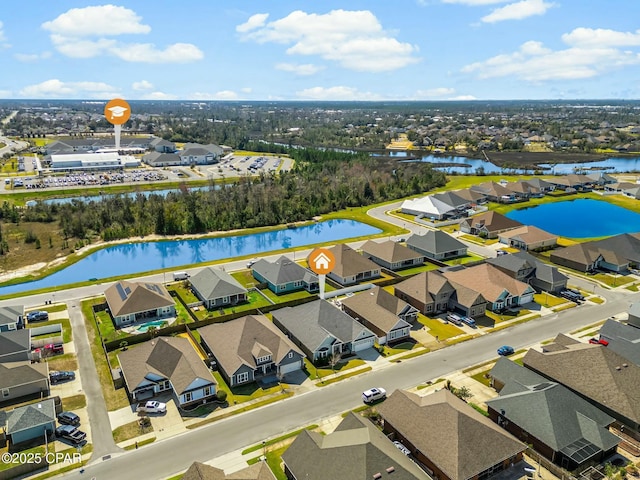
[136,320,167,333]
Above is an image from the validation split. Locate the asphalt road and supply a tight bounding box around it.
[54,286,638,480]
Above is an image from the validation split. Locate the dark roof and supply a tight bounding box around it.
[406,230,466,255]
[341,287,413,333]
[282,412,430,480]
[182,461,275,480]
[551,233,640,269]
[0,361,48,390]
[0,329,31,357]
[599,319,640,366]
[143,152,180,164]
[394,270,455,304]
[6,399,56,434]
[104,280,174,317]
[0,305,23,326]
[198,315,304,376]
[486,361,619,463]
[487,251,568,285]
[190,267,247,301]
[433,191,469,209]
[523,341,640,424]
[252,256,317,286]
[360,240,425,264]
[272,300,373,351]
[118,337,215,396]
[377,389,525,480]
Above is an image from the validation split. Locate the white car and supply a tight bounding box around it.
[136,401,167,414]
[362,387,387,404]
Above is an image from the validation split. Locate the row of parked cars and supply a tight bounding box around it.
[559,288,585,304]
[446,312,477,328]
[56,411,86,445]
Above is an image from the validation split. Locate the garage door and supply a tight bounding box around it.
[279,360,302,375]
[520,293,534,304]
[352,337,375,352]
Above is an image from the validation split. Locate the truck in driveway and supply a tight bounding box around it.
[55,425,86,445]
[136,401,167,414]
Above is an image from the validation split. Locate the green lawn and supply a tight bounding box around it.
[459,234,499,246]
[416,313,465,340]
[591,273,634,287]
[205,290,273,317]
[170,285,199,304]
[395,263,440,276]
[231,270,259,288]
[443,252,485,266]
[470,370,492,387]
[209,371,284,406]
[94,307,129,343]
[484,309,531,323]
[379,341,416,357]
[259,286,314,303]
[303,357,366,380]
[27,316,72,343]
[62,394,87,410]
[534,292,568,307]
[112,420,154,443]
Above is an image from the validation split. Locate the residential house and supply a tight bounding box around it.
[443,263,535,312]
[326,244,381,286]
[406,230,467,261]
[341,287,417,345]
[271,300,375,362]
[629,302,640,328]
[360,239,425,271]
[198,315,305,387]
[523,334,640,432]
[586,172,617,186]
[0,362,49,405]
[394,271,487,318]
[547,174,592,191]
[251,256,319,294]
[142,151,181,167]
[604,182,637,193]
[6,399,56,445]
[118,336,217,408]
[178,143,223,165]
[0,305,24,332]
[149,137,176,153]
[0,329,31,363]
[454,188,487,205]
[282,412,430,480]
[104,280,176,327]
[597,319,640,366]
[525,178,555,193]
[182,461,276,480]
[400,191,469,220]
[487,358,619,471]
[377,389,525,480]
[550,233,640,273]
[470,181,519,202]
[459,211,523,239]
[189,267,248,309]
[498,225,558,251]
[486,251,568,293]
[504,180,542,199]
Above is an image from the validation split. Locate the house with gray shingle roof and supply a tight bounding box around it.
[198,315,305,387]
[487,251,568,293]
[341,287,416,344]
[550,233,640,273]
[104,280,176,327]
[6,398,56,445]
[629,302,640,328]
[149,137,176,153]
[360,239,425,271]
[178,143,223,165]
[282,412,431,480]
[117,336,216,408]
[142,151,181,167]
[251,256,318,294]
[598,319,640,366]
[0,305,24,332]
[189,267,248,309]
[326,244,381,286]
[406,230,467,261]
[377,389,525,480]
[182,461,276,480]
[0,362,49,405]
[524,334,640,432]
[487,359,619,471]
[272,300,375,363]
[0,329,32,363]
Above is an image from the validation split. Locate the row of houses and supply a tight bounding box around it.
[550,232,640,273]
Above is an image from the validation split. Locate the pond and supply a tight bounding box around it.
[0,219,381,295]
[505,198,640,238]
[41,185,216,205]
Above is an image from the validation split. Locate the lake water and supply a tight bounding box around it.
[0,219,380,295]
[505,199,640,238]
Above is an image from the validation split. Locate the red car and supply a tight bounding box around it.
[588,338,609,346]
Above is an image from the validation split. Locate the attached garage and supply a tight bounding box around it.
[352,336,375,352]
[279,360,303,375]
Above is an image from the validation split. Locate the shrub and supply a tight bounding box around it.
[216,390,227,402]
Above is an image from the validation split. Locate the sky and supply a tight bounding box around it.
[1,0,640,101]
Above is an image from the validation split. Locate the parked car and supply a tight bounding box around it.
[55,425,86,445]
[136,400,167,414]
[393,441,411,456]
[497,345,515,356]
[446,313,463,326]
[588,338,609,346]
[50,371,76,383]
[362,387,387,404]
[26,310,49,322]
[246,258,258,268]
[460,315,477,328]
[57,411,80,426]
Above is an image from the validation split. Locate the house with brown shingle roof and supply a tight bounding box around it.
[454,188,487,204]
[523,334,640,432]
[105,280,175,327]
[443,263,535,312]
[341,287,417,344]
[459,211,523,239]
[117,336,216,408]
[470,181,518,203]
[182,461,276,480]
[198,315,305,387]
[498,225,558,251]
[377,389,525,480]
[327,244,381,286]
[550,233,640,273]
[360,239,425,271]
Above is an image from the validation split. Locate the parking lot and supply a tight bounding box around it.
[199,154,290,179]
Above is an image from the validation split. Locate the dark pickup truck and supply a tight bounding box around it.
[55,425,86,445]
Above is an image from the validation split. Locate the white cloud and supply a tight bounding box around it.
[132,80,154,91]
[295,86,382,100]
[562,27,640,48]
[275,63,324,75]
[462,39,640,81]
[41,5,202,63]
[0,90,12,98]
[14,52,52,62]
[449,95,477,100]
[236,13,269,33]
[481,0,554,23]
[191,90,240,100]
[442,0,508,4]
[141,91,177,100]
[240,87,253,94]
[0,20,5,41]
[415,87,456,98]
[237,9,419,72]
[19,79,119,98]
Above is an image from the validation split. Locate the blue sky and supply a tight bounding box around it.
[1,1,639,100]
